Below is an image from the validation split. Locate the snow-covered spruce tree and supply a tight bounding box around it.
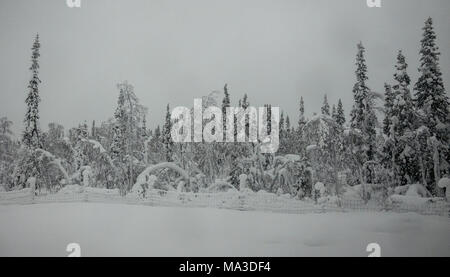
[414,17,449,140]
[139,114,151,163]
[147,125,165,163]
[189,91,229,185]
[0,117,18,189]
[350,43,370,130]
[110,87,127,162]
[277,111,296,155]
[14,34,46,190]
[222,84,230,140]
[303,114,345,192]
[110,125,125,162]
[110,81,148,193]
[284,114,296,154]
[23,34,42,149]
[141,115,148,138]
[42,123,74,176]
[298,96,306,129]
[228,153,242,188]
[291,97,307,155]
[382,83,394,136]
[336,99,346,127]
[332,105,337,121]
[414,17,450,192]
[392,52,415,137]
[91,120,97,140]
[257,104,274,168]
[216,84,231,172]
[240,93,251,141]
[45,123,64,144]
[286,115,291,134]
[0,117,13,138]
[321,94,330,116]
[277,111,287,154]
[390,50,419,185]
[163,104,173,162]
[264,104,272,135]
[154,125,161,138]
[241,93,249,109]
[279,111,285,139]
[381,83,395,177]
[349,42,378,183]
[74,122,89,170]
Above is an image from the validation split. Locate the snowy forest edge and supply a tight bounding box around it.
[0,17,450,209]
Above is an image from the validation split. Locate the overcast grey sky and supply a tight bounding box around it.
[0,0,449,135]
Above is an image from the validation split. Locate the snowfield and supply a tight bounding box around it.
[0,203,449,257]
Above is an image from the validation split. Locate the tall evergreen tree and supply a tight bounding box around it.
[381,84,395,179]
[241,94,249,109]
[350,42,370,130]
[222,84,230,140]
[23,34,42,149]
[414,17,449,141]
[321,95,330,116]
[286,115,291,133]
[264,104,272,135]
[74,122,89,169]
[141,115,148,138]
[350,42,378,163]
[279,111,285,139]
[298,96,306,130]
[240,94,250,140]
[331,104,337,120]
[91,120,96,139]
[336,99,346,127]
[382,83,394,136]
[291,97,307,155]
[154,125,161,138]
[392,51,415,137]
[390,50,418,184]
[110,85,127,160]
[163,104,173,161]
[414,17,450,191]
[277,111,288,154]
[0,117,16,188]
[110,81,147,192]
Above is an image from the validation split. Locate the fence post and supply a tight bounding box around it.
[82,185,88,202]
[146,189,153,207]
[238,192,246,211]
[28,177,36,204]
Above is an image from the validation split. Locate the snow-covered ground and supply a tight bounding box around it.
[0,203,449,257]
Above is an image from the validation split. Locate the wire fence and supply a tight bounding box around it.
[0,188,449,217]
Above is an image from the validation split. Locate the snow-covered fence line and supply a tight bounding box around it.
[387,195,449,216]
[0,187,449,217]
[0,188,33,205]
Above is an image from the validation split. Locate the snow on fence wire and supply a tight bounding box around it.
[0,188,449,217]
[0,188,34,205]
